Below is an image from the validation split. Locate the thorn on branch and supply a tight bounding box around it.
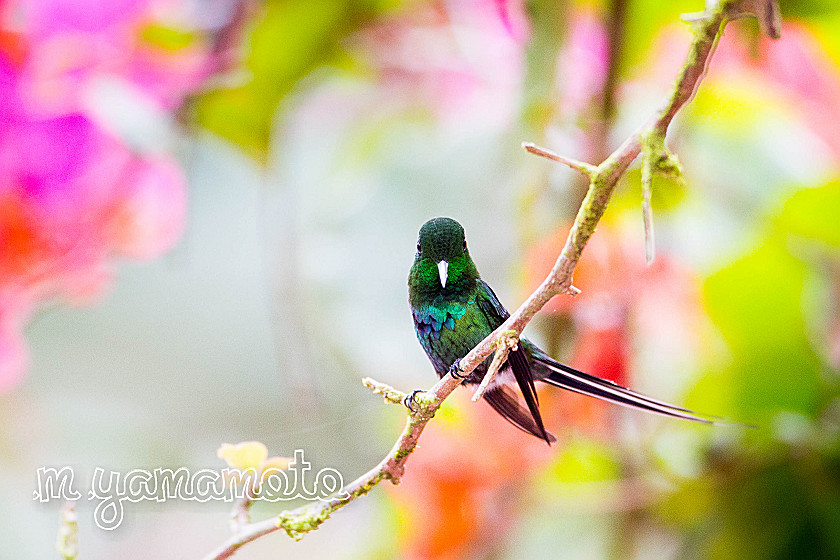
[725,0,781,39]
[522,142,598,178]
[472,330,519,402]
[681,0,780,39]
[230,489,255,533]
[639,130,685,265]
[680,10,711,26]
[641,162,656,266]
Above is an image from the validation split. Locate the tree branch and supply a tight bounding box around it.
[201,1,779,558]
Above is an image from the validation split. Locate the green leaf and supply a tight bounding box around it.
[810,14,840,68]
[139,24,196,51]
[521,0,568,130]
[705,462,814,560]
[611,167,689,214]
[780,0,840,19]
[776,180,840,248]
[538,438,621,487]
[194,0,404,160]
[621,0,698,79]
[701,240,820,423]
[662,457,840,560]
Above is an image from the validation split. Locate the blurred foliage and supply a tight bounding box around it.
[668,181,840,559]
[194,0,407,160]
[778,182,840,247]
[612,169,689,214]
[521,0,569,130]
[780,0,840,19]
[811,14,840,64]
[139,24,197,51]
[703,241,817,423]
[621,0,697,77]
[697,181,840,427]
[538,438,622,486]
[660,453,840,560]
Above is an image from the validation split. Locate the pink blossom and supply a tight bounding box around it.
[0,0,219,390]
[555,9,610,119]
[23,0,146,36]
[651,22,840,161]
[357,0,528,131]
[107,155,187,260]
[493,0,528,43]
[0,308,28,392]
[753,24,840,159]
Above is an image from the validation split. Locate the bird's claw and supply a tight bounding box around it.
[403,389,423,413]
[448,360,466,380]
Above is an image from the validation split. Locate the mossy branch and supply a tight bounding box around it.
[201,2,779,558]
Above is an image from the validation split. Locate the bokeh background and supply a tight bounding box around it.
[1,0,839,558]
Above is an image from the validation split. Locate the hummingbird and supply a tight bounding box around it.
[408,217,716,444]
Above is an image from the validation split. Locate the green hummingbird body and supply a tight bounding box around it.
[409,217,717,444]
[412,279,516,384]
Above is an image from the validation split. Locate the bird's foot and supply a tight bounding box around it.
[403,389,424,413]
[448,360,467,381]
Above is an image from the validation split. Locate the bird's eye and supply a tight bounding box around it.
[416,241,422,253]
[462,240,467,252]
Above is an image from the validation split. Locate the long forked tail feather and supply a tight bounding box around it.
[484,386,557,443]
[534,355,722,425]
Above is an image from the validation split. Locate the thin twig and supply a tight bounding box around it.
[641,152,656,265]
[522,142,597,177]
[200,2,779,557]
[230,487,256,533]
[471,331,519,402]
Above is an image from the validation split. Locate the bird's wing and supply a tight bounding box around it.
[483,386,557,443]
[476,280,551,444]
[527,343,720,424]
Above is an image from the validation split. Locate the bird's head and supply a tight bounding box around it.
[410,217,479,297]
